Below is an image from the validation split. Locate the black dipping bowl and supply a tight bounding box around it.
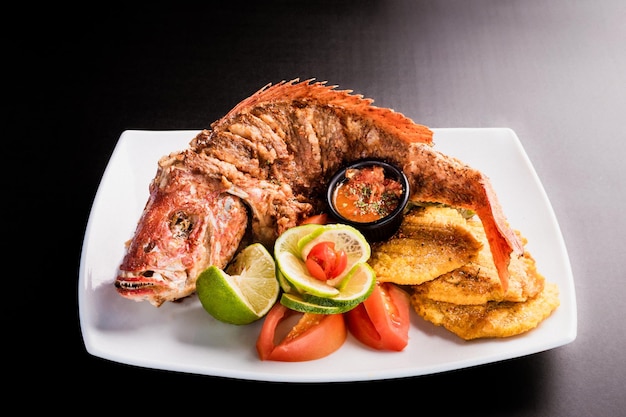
[326,159,410,242]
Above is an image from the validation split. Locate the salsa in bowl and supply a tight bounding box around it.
[326,159,410,242]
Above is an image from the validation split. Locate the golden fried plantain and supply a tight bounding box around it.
[410,282,560,340]
[369,206,483,285]
[412,222,545,305]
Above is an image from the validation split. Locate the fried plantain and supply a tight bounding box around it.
[410,282,560,340]
[412,222,545,305]
[369,206,483,285]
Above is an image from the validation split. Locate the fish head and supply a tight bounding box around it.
[115,161,248,307]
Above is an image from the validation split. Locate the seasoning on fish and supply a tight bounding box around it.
[115,79,523,307]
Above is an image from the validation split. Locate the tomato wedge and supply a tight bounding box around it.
[299,213,328,225]
[256,303,347,361]
[345,282,411,351]
[305,241,348,281]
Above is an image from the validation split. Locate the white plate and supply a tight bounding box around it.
[79,128,577,382]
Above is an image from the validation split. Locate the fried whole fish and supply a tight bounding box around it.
[115,79,523,307]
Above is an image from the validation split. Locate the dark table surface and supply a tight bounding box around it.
[27,1,626,413]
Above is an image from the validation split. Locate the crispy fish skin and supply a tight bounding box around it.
[116,79,522,306]
[412,221,545,305]
[200,79,522,290]
[411,282,560,340]
[369,206,483,285]
[115,163,249,307]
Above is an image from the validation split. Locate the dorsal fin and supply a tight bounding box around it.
[211,79,433,145]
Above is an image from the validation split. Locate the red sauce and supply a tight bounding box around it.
[333,166,403,223]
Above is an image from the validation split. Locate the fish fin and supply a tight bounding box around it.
[213,79,434,145]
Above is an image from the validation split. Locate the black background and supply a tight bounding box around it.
[16,1,625,414]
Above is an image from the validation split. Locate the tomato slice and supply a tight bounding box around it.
[345,282,411,351]
[305,242,347,280]
[256,303,347,362]
[305,257,328,280]
[332,248,348,278]
[299,213,328,225]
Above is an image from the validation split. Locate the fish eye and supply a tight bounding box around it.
[143,241,156,253]
[170,210,194,238]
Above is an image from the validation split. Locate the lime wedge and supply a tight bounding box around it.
[196,243,279,325]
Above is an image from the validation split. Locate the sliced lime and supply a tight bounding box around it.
[297,224,371,286]
[275,251,340,297]
[302,263,376,310]
[276,268,293,293]
[279,292,344,314]
[274,223,324,260]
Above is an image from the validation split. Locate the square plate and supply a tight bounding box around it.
[78,128,577,382]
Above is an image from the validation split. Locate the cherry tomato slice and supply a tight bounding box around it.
[256,303,347,362]
[332,248,348,278]
[305,257,328,280]
[345,282,411,351]
[305,242,347,280]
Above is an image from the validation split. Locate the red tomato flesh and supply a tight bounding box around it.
[256,303,347,362]
[305,242,347,281]
[345,282,411,351]
[299,213,328,225]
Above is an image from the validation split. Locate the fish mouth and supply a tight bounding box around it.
[115,270,187,300]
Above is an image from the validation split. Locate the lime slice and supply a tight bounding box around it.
[274,223,324,260]
[280,292,344,314]
[302,263,376,311]
[275,251,340,297]
[297,224,371,286]
[274,224,338,297]
[276,268,293,293]
[196,243,279,325]
[275,223,372,298]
